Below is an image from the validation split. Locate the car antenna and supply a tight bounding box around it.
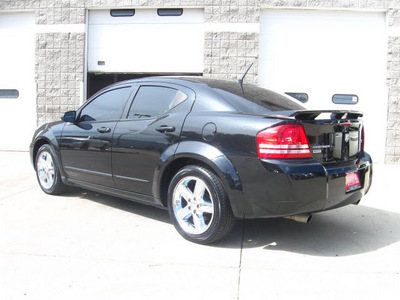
[237,62,254,94]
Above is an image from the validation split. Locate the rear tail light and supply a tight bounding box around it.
[257,124,312,159]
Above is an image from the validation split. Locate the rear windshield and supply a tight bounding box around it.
[204,79,305,112]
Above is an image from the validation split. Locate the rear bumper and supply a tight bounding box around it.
[228,153,373,219]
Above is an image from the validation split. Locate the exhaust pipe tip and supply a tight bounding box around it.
[284,214,312,223]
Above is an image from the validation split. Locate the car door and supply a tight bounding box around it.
[60,85,133,187]
[112,83,195,196]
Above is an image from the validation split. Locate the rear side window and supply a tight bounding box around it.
[127,86,187,118]
[285,92,309,103]
[79,87,132,122]
[204,80,305,112]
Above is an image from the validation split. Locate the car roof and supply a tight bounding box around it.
[96,76,305,113]
[112,76,242,89]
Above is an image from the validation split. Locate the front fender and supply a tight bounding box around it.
[30,122,66,178]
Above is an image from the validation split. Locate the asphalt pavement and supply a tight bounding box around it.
[1,151,399,299]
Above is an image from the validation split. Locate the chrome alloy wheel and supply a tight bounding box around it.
[36,150,55,190]
[172,176,215,235]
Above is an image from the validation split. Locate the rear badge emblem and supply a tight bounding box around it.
[312,145,330,154]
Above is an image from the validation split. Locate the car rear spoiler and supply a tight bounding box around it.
[255,110,363,121]
[291,110,363,120]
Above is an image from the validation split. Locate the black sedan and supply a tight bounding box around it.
[30,77,373,244]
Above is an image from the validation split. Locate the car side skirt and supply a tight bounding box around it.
[66,178,165,208]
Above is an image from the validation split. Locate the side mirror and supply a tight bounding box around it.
[62,111,76,123]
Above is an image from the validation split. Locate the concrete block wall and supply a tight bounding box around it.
[204,32,259,82]
[387,36,400,163]
[35,32,85,125]
[1,0,400,163]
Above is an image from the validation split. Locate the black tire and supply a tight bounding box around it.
[167,165,236,244]
[35,144,67,195]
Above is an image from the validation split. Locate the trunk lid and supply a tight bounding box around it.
[291,111,363,163]
[260,110,364,163]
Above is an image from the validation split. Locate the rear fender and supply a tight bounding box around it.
[153,141,243,214]
[175,141,242,190]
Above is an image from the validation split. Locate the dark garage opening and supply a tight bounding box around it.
[87,73,202,99]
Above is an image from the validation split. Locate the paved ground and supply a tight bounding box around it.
[1,151,399,299]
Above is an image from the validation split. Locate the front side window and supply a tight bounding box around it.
[127,86,187,119]
[79,87,131,122]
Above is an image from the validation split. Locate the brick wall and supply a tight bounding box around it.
[1,0,400,163]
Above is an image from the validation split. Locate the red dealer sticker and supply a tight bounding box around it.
[346,172,361,192]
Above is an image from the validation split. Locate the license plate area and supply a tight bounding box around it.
[346,172,361,192]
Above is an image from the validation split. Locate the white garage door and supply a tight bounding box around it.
[259,9,387,162]
[0,12,36,151]
[88,8,204,73]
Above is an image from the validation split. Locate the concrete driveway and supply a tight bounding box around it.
[1,151,399,299]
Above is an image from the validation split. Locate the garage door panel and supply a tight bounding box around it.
[88,8,204,73]
[89,8,204,25]
[259,9,387,162]
[0,12,36,151]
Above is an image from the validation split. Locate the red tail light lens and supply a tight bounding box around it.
[257,124,312,159]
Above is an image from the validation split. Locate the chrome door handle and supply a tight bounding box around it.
[156,125,175,133]
[97,127,111,133]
